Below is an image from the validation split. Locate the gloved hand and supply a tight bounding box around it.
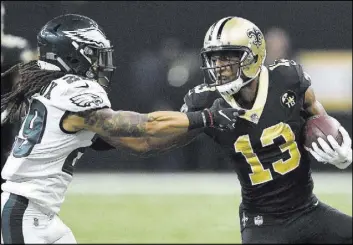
[180,84,218,113]
[306,126,352,169]
[208,98,245,131]
[186,98,245,131]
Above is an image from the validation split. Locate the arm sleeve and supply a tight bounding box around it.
[295,63,312,95]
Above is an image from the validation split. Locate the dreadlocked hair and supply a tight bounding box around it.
[1,60,65,123]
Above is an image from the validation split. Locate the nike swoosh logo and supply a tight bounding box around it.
[219,110,232,121]
[76,82,89,88]
[314,200,319,206]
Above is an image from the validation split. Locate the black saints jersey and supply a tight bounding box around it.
[203,60,317,215]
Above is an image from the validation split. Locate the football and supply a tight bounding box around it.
[302,115,343,150]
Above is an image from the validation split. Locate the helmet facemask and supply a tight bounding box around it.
[81,45,115,91]
[201,47,258,96]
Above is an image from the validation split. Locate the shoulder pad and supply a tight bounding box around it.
[268,59,311,93]
[180,84,220,112]
[293,63,312,94]
[37,74,111,112]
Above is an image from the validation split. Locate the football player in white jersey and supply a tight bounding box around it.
[0,14,245,244]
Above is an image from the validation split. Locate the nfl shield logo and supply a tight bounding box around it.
[254,215,263,226]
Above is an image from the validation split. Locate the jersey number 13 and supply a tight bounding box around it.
[234,122,301,185]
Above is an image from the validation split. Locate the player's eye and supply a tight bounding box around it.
[210,56,231,64]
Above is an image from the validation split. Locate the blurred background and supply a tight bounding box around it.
[1,1,352,243]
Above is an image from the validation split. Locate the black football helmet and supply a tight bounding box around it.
[37,14,115,90]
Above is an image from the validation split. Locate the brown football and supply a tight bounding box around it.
[302,115,343,150]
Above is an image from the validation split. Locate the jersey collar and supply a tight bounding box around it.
[221,66,269,124]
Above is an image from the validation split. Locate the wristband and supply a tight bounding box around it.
[186,110,211,130]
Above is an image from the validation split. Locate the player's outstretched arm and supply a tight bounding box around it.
[97,128,204,158]
[65,98,244,157]
[63,98,244,138]
[72,108,192,137]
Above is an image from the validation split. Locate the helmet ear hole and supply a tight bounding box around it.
[71,59,79,64]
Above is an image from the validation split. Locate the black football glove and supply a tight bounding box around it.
[207,98,245,131]
[186,98,245,131]
[180,84,218,113]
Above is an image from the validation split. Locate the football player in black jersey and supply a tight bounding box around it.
[109,17,352,243]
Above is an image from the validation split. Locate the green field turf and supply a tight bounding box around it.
[60,193,352,243]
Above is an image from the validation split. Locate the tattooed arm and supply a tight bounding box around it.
[62,108,192,137]
[97,128,203,158]
[62,100,242,155]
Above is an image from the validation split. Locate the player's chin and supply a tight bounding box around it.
[216,77,233,85]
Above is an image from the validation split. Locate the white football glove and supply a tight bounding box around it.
[306,126,352,169]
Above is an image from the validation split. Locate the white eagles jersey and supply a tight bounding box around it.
[1,73,111,215]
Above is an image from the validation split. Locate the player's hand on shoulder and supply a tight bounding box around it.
[180,83,218,113]
[207,98,245,131]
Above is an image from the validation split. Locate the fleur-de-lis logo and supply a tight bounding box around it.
[247,27,263,47]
